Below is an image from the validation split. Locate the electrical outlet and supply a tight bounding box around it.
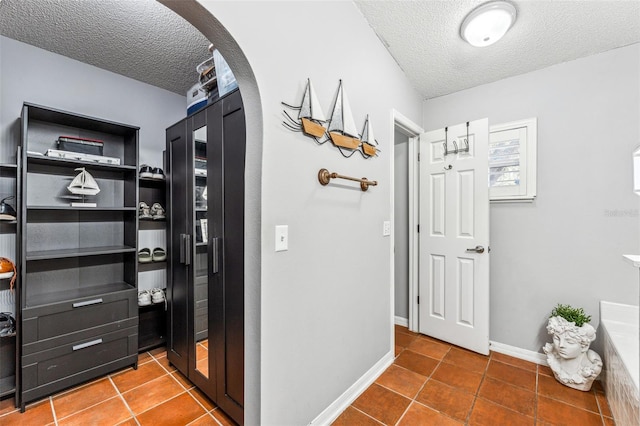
[383,221,391,236]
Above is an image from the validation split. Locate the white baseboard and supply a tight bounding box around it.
[490,340,547,366]
[394,316,409,327]
[309,351,394,426]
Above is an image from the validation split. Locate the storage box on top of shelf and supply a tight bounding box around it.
[187,83,207,116]
[212,49,238,97]
[57,136,104,156]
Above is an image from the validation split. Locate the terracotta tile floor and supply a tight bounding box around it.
[333,325,616,426]
[0,328,617,425]
[0,346,237,426]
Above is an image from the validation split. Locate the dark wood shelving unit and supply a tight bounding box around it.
[0,149,20,402]
[18,103,139,410]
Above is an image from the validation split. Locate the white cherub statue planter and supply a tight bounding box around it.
[543,316,602,391]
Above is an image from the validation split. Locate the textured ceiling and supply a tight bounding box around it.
[355,0,640,99]
[0,0,211,95]
[0,1,639,99]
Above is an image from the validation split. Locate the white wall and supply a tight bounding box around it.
[185,1,423,424]
[423,43,640,355]
[394,130,409,321]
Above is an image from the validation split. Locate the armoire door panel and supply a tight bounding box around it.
[166,121,189,375]
[167,90,245,425]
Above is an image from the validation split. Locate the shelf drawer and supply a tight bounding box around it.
[21,326,137,395]
[23,289,137,350]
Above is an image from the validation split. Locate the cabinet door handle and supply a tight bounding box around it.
[184,234,191,266]
[180,234,192,265]
[72,338,103,351]
[72,298,103,308]
[180,233,185,263]
[211,237,220,274]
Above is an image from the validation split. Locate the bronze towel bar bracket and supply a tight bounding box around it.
[318,168,378,192]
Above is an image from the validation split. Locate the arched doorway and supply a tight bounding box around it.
[157,3,263,424]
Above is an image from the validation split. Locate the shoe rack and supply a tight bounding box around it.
[137,171,167,351]
[0,146,20,401]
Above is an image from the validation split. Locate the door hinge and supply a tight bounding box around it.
[417,296,420,304]
[417,224,420,233]
[417,152,420,162]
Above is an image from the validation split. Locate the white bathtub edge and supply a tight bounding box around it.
[600,300,640,326]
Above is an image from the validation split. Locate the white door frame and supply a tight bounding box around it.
[390,110,423,334]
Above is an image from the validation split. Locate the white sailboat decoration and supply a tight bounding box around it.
[281,78,327,139]
[327,80,361,150]
[67,167,100,207]
[360,115,379,157]
[298,79,327,138]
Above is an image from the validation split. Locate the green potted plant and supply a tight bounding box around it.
[542,303,602,391]
[550,304,591,326]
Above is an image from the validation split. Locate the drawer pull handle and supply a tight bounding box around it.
[72,338,103,351]
[72,298,103,308]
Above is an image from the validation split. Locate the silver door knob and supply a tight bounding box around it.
[466,245,485,253]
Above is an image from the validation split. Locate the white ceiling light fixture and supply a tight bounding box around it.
[460,1,517,47]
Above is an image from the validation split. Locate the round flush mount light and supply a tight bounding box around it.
[460,1,517,47]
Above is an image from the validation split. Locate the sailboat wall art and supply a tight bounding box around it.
[282,78,327,138]
[281,79,380,159]
[360,115,379,158]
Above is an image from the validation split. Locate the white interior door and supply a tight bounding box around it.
[418,119,490,355]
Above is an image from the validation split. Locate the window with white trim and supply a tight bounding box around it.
[489,118,537,202]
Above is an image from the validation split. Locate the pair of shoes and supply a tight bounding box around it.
[151,288,167,310]
[139,202,165,220]
[138,290,152,306]
[0,257,16,291]
[138,247,166,263]
[150,288,165,304]
[0,312,16,337]
[0,196,16,221]
[150,203,165,220]
[140,164,165,180]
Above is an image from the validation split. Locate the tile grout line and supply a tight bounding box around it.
[54,394,124,423]
[394,344,454,425]
[362,329,612,425]
[399,331,541,423]
[592,387,606,426]
[149,352,197,392]
[186,412,221,426]
[49,396,58,426]
[534,365,540,423]
[112,372,196,422]
[535,383,603,416]
[108,375,140,425]
[169,372,196,391]
[185,388,215,415]
[111,356,176,396]
[462,351,492,425]
[349,405,385,425]
[133,389,190,418]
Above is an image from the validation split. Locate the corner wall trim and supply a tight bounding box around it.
[394,316,409,327]
[489,340,548,366]
[309,351,394,425]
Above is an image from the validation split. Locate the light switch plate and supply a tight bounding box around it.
[383,221,391,236]
[275,225,288,251]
